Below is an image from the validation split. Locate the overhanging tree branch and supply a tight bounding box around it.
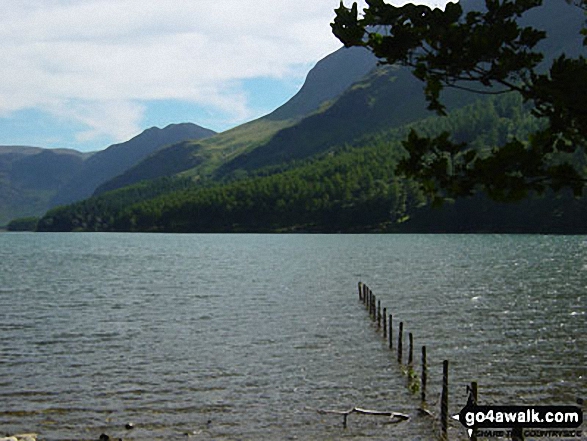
[332,0,587,202]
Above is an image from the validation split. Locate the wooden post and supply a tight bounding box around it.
[421,346,427,403]
[470,381,478,441]
[371,293,376,319]
[363,284,368,305]
[512,427,525,441]
[440,360,449,441]
[358,282,363,301]
[389,314,393,349]
[383,308,387,338]
[398,322,403,364]
[470,381,478,405]
[408,333,413,365]
[377,300,381,328]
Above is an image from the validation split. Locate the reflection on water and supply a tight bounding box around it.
[0,233,585,440]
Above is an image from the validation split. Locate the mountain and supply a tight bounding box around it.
[214,65,436,176]
[463,0,585,59]
[214,0,583,176]
[102,0,583,190]
[265,46,378,121]
[0,146,89,225]
[51,123,216,206]
[94,47,379,193]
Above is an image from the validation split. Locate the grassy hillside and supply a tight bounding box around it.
[94,47,378,194]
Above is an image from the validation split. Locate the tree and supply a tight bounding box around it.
[6,217,39,231]
[332,0,587,204]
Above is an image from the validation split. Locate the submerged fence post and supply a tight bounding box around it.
[512,427,525,441]
[377,300,381,328]
[470,381,478,441]
[440,360,449,441]
[358,282,363,301]
[421,346,427,403]
[408,333,414,366]
[389,314,393,349]
[398,322,403,364]
[383,308,387,338]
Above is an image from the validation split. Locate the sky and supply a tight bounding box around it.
[0,0,450,152]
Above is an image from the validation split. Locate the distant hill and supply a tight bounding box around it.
[0,123,215,225]
[94,141,207,195]
[0,146,89,225]
[51,123,216,206]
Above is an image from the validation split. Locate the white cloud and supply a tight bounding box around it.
[0,0,348,142]
[49,100,147,143]
[0,0,447,145]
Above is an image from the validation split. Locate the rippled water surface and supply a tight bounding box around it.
[0,233,585,440]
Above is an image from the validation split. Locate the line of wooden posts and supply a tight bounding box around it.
[358,281,455,441]
[357,282,530,441]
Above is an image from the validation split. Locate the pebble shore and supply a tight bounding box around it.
[0,434,37,441]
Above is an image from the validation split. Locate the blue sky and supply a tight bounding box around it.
[0,0,448,152]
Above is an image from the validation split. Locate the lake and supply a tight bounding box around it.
[0,233,585,440]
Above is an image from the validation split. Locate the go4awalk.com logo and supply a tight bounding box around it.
[452,403,583,439]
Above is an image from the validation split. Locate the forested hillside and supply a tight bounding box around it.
[36,94,587,233]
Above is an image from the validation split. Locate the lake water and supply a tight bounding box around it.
[0,233,585,440]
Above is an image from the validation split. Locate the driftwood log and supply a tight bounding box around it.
[315,406,410,428]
